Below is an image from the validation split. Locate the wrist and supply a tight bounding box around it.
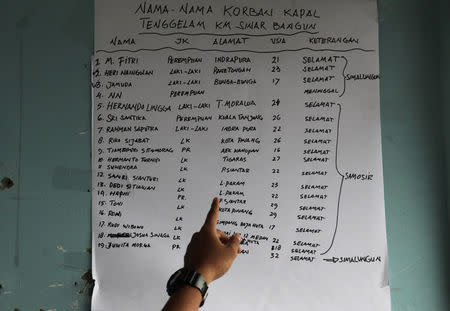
[167,268,209,307]
[163,284,203,311]
[194,267,214,285]
[177,284,203,299]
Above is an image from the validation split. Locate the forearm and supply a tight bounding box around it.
[162,198,240,310]
[162,285,202,311]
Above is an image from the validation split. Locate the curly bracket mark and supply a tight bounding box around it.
[339,56,348,97]
[321,104,345,255]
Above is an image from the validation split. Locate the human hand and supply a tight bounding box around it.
[184,197,241,284]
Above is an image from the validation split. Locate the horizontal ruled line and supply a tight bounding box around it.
[96,47,375,54]
[138,31,319,37]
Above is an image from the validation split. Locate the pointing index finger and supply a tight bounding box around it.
[203,197,219,232]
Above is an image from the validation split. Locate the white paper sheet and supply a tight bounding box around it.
[92,1,390,310]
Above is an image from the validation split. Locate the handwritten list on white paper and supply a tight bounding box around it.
[91,1,390,310]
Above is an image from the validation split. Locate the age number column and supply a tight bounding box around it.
[268,55,283,260]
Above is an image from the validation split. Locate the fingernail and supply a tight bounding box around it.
[236,233,241,241]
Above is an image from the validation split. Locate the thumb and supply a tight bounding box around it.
[226,233,241,255]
